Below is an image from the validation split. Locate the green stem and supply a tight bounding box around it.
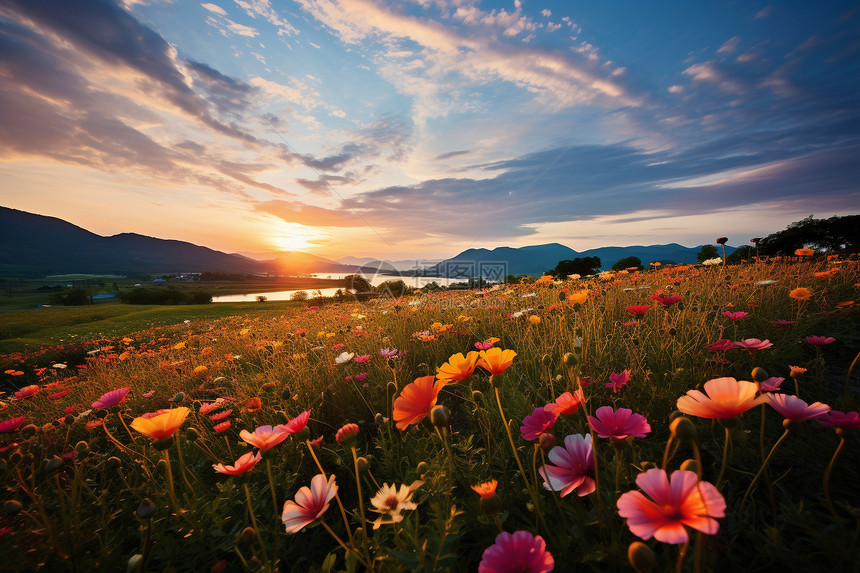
[174,431,197,499]
[351,447,373,567]
[741,427,790,513]
[716,426,731,489]
[243,483,271,567]
[823,435,846,519]
[844,350,860,399]
[307,440,355,547]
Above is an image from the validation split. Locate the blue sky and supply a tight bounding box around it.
[1,0,858,260]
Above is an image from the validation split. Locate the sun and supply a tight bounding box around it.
[267,222,326,252]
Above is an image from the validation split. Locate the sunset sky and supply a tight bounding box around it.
[1,0,858,262]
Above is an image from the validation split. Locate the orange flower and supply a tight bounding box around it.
[794,248,814,257]
[478,348,517,375]
[436,351,479,385]
[535,275,554,286]
[788,287,812,301]
[789,366,807,376]
[567,290,589,305]
[130,407,190,440]
[246,397,263,411]
[471,479,498,500]
[676,378,766,420]
[393,376,442,431]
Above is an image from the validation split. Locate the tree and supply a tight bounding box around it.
[726,246,753,265]
[547,257,602,278]
[344,274,373,295]
[290,290,308,301]
[48,287,90,306]
[697,245,718,263]
[611,256,642,271]
[758,215,860,255]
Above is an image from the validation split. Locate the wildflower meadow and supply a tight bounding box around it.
[1,257,858,572]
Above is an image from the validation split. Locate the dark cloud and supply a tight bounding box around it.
[435,150,472,160]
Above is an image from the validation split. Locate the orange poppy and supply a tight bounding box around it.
[393,376,442,431]
[130,407,190,440]
[478,348,517,375]
[676,378,765,420]
[788,287,812,301]
[436,351,479,385]
[471,479,499,500]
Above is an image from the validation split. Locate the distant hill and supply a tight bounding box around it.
[0,207,349,275]
[419,242,738,276]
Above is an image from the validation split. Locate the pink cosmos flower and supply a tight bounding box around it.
[142,390,155,398]
[213,451,262,475]
[282,473,338,533]
[354,354,371,363]
[544,389,584,417]
[278,410,311,434]
[758,377,785,392]
[92,387,129,409]
[538,433,595,497]
[733,338,773,352]
[474,339,498,350]
[380,348,399,357]
[478,531,554,573]
[48,389,73,400]
[654,294,683,307]
[0,416,26,433]
[805,335,835,346]
[210,409,232,421]
[355,372,368,382]
[705,339,735,352]
[239,425,290,451]
[199,398,231,414]
[587,406,651,440]
[766,394,830,422]
[817,410,860,431]
[14,385,39,399]
[617,469,725,544]
[606,370,631,393]
[723,311,748,321]
[520,408,558,441]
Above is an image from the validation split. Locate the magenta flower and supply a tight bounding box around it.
[817,410,860,431]
[92,387,129,409]
[520,408,557,442]
[705,339,735,352]
[654,294,683,307]
[766,394,830,422]
[14,385,39,399]
[0,416,26,433]
[758,377,785,392]
[805,335,835,346]
[282,473,337,533]
[355,372,368,382]
[478,531,554,573]
[733,338,773,352]
[723,311,748,321]
[278,410,311,434]
[587,406,651,440]
[539,433,595,497]
[606,370,631,393]
[354,354,371,363]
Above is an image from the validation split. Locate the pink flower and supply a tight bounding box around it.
[239,425,290,451]
[335,423,360,445]
[92,387,129,409]
[758,377,784,392]
[278,410,311,434]
[282,473,338,533]
[214,421,231,433]
[213,451,262,475]
[355,372,368,382]
[331,343,345,351]
[544,389,584,416]
[0,416,26,433]
[606,370,631,393]
[14,385,39,399]
[520,408,557,442]
[474,339,498,350]
[654,294,683,307]
[769,320,796,327]
[705,339,735,352]
[142,390,155,398]
[617,469,725,544]
[354,354,371,363]
[723,311,748,321]
[805,335,835,346]
[817,410,860,431]
[210,409,232,421]
[478,531,554,573]
[733,338,773,352]
[48,389,73,400]
[766,394,830,422]
[587,406,651,440]
[380,348,399,357]
[538,433,595,497]
[199,398,231,414]
[676,377,766,420]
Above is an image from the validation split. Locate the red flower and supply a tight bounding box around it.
[14,385,39,399]
[48,389,73,400]
[705,339,735,352]
[653,294,682,306]
[722,311,748,321]
[625,304,652,317]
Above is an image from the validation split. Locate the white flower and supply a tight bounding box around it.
[369,481,422,529]
[335,352,354,364]
[574,337,583,348]
[701,257,723,266]
[567,274,581,280]
[52,363,67,369]
[521,292,536,298]
[755,280,778,286]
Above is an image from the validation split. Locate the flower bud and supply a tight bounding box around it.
[416,461,429,476]
[171,392,185,403]
[374,413,385,426]
[107,456,122,470]
[479,495,503,514]
[281,387,292,401]
[21,424,38,438]
[669,417,697,443]
[136,497,156,519]
[628,541,657,573]
[185,427,199,442]
[2,500,23,516]
[127,554,144,573]
[75,440,90,455]
[563,352,579,367]
[680,459,698,474]
[356,457,370,473]
[751,367,770,382]
[63,415,75,426]
[45,456,64,474]
[153,435,175,451]
[430,405,449,428]
[239,527,259,545]
[539,433,557,451]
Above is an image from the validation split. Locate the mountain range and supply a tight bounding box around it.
[0,206,735,276]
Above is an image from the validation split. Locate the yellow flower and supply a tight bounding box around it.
[130,407,190,440]
[528,315,541,325]
[568,290,589,305]
[789,287,812,301]
[173,341,187,350]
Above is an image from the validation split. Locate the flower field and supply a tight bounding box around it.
[1,258,858,572]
